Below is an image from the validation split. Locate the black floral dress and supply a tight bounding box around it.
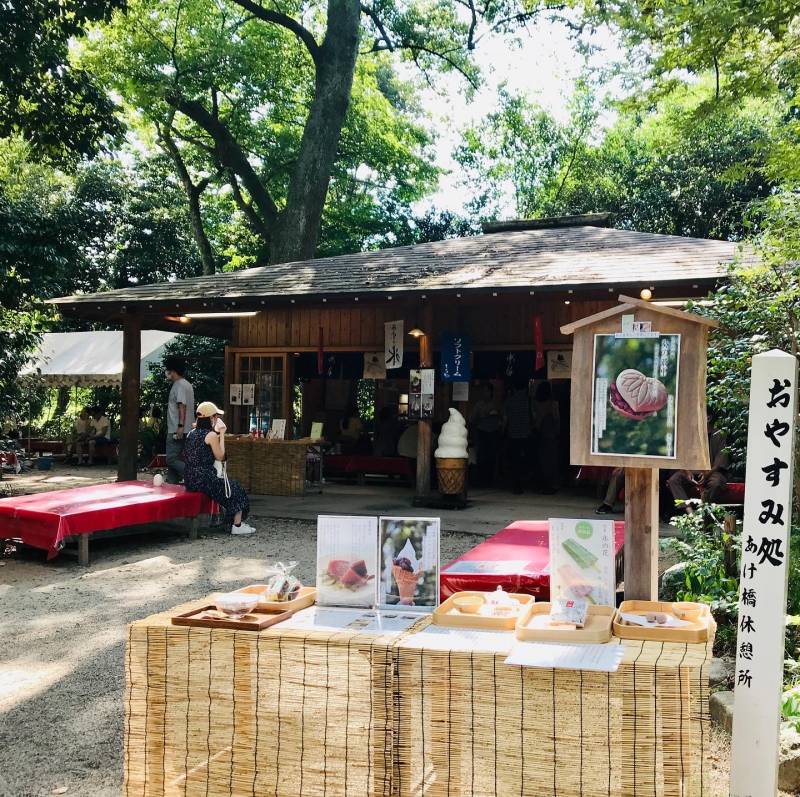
[183,428,249,521]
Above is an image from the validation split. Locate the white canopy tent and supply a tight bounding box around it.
[22,330,177,387]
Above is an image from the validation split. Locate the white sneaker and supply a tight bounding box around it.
[231,522,256,536]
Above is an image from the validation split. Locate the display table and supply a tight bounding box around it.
[440,520,625,600]
[0,481,213,563]
[126,600,711,797]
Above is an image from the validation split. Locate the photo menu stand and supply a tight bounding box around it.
[562,295,719,600]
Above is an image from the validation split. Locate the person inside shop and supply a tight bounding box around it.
[164,355,195,484]
[373,405,401,457]
[86,407,113,465]
[503,378,532,494]
[666,418,730,511]
[531,380,560,494]
[183,401,255,535]
[339,403,366,454]
[470,382,502,486]
[71,407,91,464]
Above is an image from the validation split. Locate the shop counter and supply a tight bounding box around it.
[126,600,711,797]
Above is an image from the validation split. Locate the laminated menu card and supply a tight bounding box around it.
[316,515,379,608]
[549,518,616,607]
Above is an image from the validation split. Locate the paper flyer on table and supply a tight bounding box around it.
[279,606,420,634]
[505,641,624,672]
[400,625,514,654]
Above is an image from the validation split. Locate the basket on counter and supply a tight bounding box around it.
[223,435,253,491]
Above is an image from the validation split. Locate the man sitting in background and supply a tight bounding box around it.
[71,407,91,464]
[667,421,730,511]
[87,407,112,466]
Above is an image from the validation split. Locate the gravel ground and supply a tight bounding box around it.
[0,516,478,797]
[1,514,737,797]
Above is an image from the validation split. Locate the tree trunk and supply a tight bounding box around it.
[269,0,361,264]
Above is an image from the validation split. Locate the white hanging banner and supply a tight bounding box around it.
[229,384,242,405]
[730,349,797,797]
[384,321,404,370]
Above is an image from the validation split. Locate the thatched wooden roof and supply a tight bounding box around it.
[51,224,745,318]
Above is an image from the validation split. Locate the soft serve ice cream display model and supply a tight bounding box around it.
[434,408,469,495]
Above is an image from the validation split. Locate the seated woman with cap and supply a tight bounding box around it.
[183,401,255,535]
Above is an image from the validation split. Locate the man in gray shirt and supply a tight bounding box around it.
[164,355,195,484]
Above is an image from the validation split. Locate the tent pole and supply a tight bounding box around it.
[118,314,142,481]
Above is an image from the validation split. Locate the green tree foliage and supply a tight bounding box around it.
[0,0,124,164]
[698,191,800,476]
[0,140,209,417]
[455,85,778,239]
[82,0,559,265]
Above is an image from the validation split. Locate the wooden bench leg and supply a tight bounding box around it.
[78,533,90,566]
[189,517,199,541]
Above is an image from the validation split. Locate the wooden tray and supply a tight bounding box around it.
[171,604,292,631]
[515,602,617,643]
[613,600,715,643]
[433,591,534,630]
[233,584,317,613]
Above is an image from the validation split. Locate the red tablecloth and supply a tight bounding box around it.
[0,481,213,559]
[440,519,625,600]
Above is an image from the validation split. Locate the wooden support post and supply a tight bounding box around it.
[118,314,142,482]
[415,302,434,499]
[623,467,660,600]
[78,533,90,567]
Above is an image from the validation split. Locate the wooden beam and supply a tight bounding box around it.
[118,314,142,482]
[623,468,660,600]
[415,302,435,498]
[560,304,636,335]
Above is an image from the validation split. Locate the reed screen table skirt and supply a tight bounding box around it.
[125,605,712,797]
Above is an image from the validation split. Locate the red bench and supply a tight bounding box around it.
[0,481,213,565]
[324,454,414,483]
[440,519,625,600]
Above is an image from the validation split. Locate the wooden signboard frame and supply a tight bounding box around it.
[561,295,719,599]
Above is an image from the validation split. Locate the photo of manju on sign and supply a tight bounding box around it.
[591,333,680,458]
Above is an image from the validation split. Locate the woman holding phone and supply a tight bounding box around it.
[182,401,255,535]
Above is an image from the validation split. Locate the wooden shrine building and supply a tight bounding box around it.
[51,214,745,492]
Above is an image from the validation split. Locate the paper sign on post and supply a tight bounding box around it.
[268,419,286,440]
[229,384,242,405]
[549,518,616,607]
[242,384,255,405]
[730,350,798,797]
[384,321,404,369]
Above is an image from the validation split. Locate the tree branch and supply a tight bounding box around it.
[228,0,320,65]
[226,168,271,240]
[167,91,280,228]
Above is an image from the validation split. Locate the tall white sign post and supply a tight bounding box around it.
[730,350,798,797]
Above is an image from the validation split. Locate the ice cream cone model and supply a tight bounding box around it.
[434,408,469,494]
[392,565,421,605]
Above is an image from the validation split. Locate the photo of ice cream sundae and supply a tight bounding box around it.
[379,517,440,611]
[392,541,423,605]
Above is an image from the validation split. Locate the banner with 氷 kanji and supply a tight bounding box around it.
[384,320,403,370]
[730,349,798,797]
[440,333,471,382]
